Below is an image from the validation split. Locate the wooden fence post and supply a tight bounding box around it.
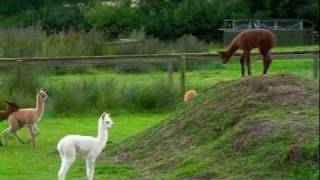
[179,54,186,94]
[313,52,319,79]
[16,59,22,79]
[167,62,173,85]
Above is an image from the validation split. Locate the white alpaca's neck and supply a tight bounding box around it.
[36,94,45,120]
[96,121,108,147]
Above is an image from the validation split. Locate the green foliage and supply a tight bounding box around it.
[84,4,144,38]
[1,0,319,40]
[0,113,167,179]
[298,4,319,30]
[40,5,84,32]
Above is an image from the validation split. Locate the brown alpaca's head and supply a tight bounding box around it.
[5,101,19,113]
[218,51,230,64]
[37,88,48,102]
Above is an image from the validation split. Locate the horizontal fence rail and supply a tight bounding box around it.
[0,50,319,93]
[0,50,318,65]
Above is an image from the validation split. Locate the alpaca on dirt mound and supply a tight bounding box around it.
[219,29,276,76]
[57,112,113,180]
[2,89,48,148]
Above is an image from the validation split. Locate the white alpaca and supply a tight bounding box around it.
[57,112,113,180]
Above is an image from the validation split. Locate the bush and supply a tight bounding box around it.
[40,5,84,32]
[84,4,144,38]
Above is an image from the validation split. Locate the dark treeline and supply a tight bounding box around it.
[0,0,319,41]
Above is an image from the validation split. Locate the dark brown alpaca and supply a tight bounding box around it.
[219,29,276,76]
[0,101,19,121]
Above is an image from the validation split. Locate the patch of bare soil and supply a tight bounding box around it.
[232,119,275,150]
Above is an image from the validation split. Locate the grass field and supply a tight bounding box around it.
[0,51,318,179]
[0,112,171,180]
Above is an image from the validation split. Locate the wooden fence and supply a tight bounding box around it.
[0,50,318,94]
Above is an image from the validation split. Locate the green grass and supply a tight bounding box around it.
[0,55,317,179]
[42,57,315,92]
[105,74,319,180]
[0,112,170,180]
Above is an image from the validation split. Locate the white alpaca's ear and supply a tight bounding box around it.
[101,112,106,119]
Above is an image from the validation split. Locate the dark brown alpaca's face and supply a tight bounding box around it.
[218,51,229,64]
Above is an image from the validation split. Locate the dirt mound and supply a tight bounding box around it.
[106,74,319,179]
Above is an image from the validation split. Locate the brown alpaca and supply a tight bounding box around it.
[0,101,19,121]
[2,89,48,148]
[219,29,276,76]
[184,90,198,102]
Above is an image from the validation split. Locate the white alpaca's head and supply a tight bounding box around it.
[100,112,113,129]
[37,88,48,102]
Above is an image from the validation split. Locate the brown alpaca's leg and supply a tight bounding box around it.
[244,51,251,76]
[28,124,36,148]
[240,55,245,77]
[263,54,272,74]
[259,46,273,74]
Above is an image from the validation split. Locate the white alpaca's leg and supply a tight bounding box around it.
[58,157,75,180]
[86,158,96,180]
[58,145,76,180]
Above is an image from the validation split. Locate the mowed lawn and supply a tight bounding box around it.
[0,112,170,180]
[0,55,316,179]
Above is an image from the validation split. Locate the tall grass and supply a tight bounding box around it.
[0,28,106,58]
[108,28,165,55]
[173,34,208,53]
[0,68,179,115]
[0,27,212,58]
[0,28,44,57]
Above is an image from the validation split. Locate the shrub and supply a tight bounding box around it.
[84,4,144,38]
[40,5,84,32]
